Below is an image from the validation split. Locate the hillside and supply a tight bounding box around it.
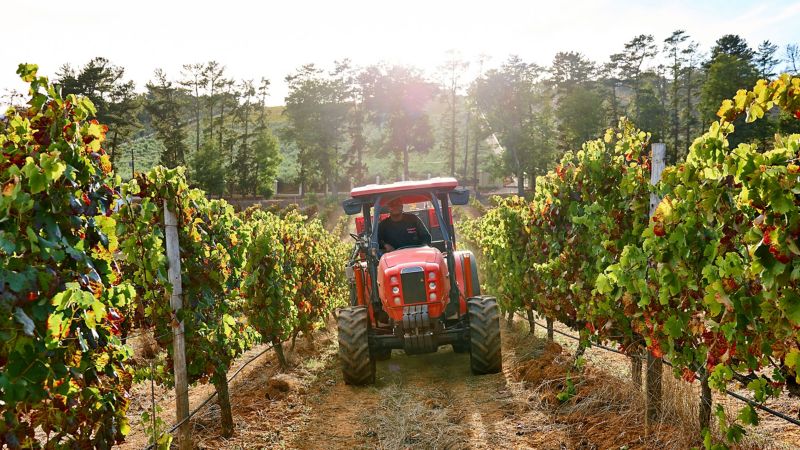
[115,102,499,190]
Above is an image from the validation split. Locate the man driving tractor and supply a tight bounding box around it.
[377,197,431,252]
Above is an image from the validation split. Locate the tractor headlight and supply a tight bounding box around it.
[394,297,401,304]
[429,293,437,300]
[428,272,435,280]
[392,286,400,294]
[429,282,436,290]
[391,276,397,283]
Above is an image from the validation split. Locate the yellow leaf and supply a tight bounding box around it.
[2,178,16,196]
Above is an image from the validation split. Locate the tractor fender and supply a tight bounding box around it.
[447,250,481,317]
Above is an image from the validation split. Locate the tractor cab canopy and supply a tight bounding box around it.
[343,178,469,254]
[343,177,468,213]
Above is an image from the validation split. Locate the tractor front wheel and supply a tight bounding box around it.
[338,306,375,385]
[467,296,502,375]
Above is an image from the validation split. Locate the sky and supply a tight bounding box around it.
[2,0,800,109]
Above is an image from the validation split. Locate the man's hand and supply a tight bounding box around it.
[384,244,395,252]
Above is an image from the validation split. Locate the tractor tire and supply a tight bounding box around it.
[467,296,502,375]
[338,306,375,385]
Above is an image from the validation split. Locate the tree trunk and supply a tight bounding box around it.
[403,146,409,181]
[526,308,535,334]
[685,71,693,155]
[699,366,712,431]
[517,168,524,197]
[611,82,618,127]
[464,107,470,180]
[214,375,234,438]
[357,134,363,184]
[328,154,338,198]
[195,84,201,155]
[451,91,456,177]
[506,309,514,329]
[473,122,479,192]
[635,76,641,121]
[219,95,225,151]
[111,130,119,172]
[546,317,554,341]
[274,340,287,369]
[229,141,235,202]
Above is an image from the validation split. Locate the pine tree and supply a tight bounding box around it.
[146,69,189,169]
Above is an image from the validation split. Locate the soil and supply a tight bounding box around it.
[116,313,799,450]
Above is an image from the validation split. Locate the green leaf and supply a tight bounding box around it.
[703,428,712,450]
[14,307,35,336]
[778,289,800,326]
[7,270,26,293]
[45,312,67,349]
[75,290,96,308]
[725,423,745,444]
[28,169,46,194]
[664,316,683,338]
[596,273,612,294]
[51,290,73,309]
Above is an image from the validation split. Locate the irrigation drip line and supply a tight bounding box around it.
[518,313,631,357]
[514,312,800,427]
[142,343,275,450]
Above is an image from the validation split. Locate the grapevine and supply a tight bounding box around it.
[461,74,800,446]
[1,64,136,449]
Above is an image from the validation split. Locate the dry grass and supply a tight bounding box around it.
[503,318,795,450]
[362,385,469,450]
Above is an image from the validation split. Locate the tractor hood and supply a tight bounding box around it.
[381,247,441,268]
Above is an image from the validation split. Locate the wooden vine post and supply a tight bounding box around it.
[631,350,643,388]
[165,203,191,450]
[645,143,666,433]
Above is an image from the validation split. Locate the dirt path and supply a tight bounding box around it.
[296,330,545,450]
[294,316,798,450]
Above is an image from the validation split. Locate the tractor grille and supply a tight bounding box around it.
[400,266,426,304]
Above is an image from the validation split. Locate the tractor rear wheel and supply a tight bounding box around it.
[338,306,375,385]
[467,296,502,375]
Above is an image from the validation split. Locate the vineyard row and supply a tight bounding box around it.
[461,74,800,448]
[0,65,349,450]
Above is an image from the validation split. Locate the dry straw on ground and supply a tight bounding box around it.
[364,386,468,450]
[503,317,795,450]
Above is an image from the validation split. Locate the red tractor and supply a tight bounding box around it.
[338,177,502,384]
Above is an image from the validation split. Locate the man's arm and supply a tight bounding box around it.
[415,215,432,245]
